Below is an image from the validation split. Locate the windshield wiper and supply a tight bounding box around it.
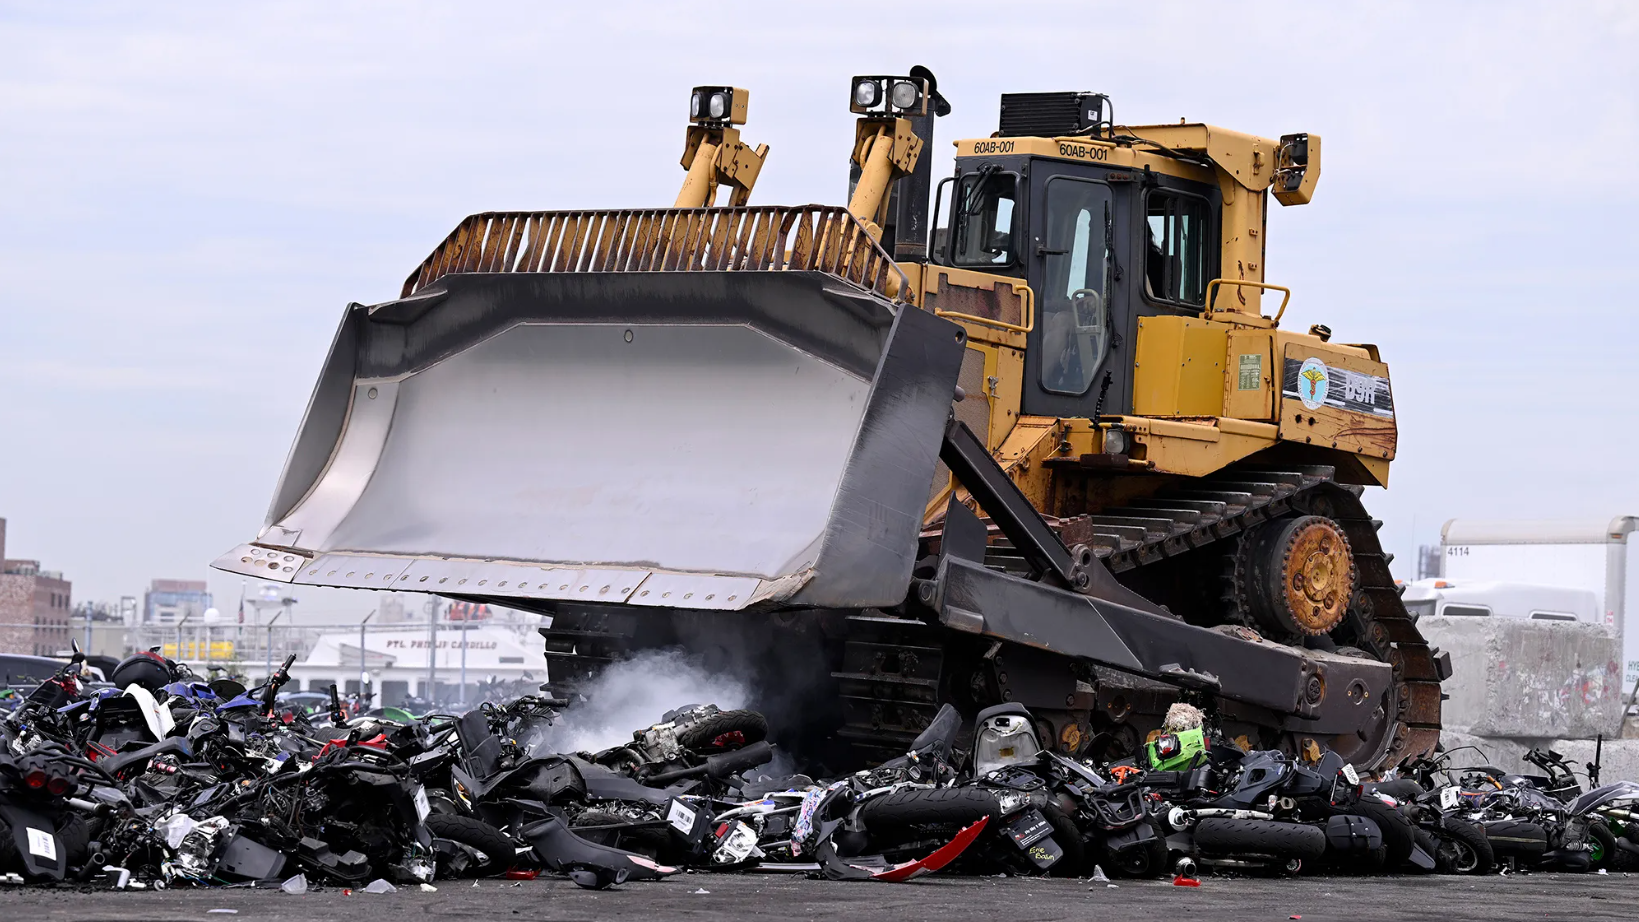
[961,164,1000,216]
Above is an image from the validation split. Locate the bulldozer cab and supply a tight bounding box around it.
[936,151,1223,421]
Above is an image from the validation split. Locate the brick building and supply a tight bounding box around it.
[0,517,74,656]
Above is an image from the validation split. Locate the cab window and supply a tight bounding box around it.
[1144,190,1210,306]
[1039,178,1112,395]
[951,170,1018,267]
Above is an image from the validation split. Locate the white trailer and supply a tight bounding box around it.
[1400,579,1599,624]
[1441,517,1639,696]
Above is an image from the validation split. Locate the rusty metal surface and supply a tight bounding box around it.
[402,205,908,302]
[921,270,1026,327]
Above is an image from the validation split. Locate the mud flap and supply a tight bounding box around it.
[815,817,989,882]
[3,805,65,881]
[522,814,682,881]
[217,271,967,612]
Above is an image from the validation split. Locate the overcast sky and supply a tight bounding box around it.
[2,2,1636,620]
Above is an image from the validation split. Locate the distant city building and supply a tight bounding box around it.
[378,591,412,623]
[143,578,213,626]
[1416,544,1443,581]
[0,517,74,656]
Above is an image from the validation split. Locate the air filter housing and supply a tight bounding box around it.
[998,92,1108,138]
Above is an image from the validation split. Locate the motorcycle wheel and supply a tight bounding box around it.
[1102,822,1168,879]
[1042,804,1084,878]
[1192,819,1326,860]
[55,815,90,868]
[1588,819,1616,870]
[570,810,672,858]
[676,709,768,752]
[1433,818,1494,875]
[0,818,16,869]
[857,787,999,832]
[425,814,516,877]
[1483,819,1548,861]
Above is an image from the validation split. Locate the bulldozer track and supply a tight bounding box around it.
[541,464,1440,771]
[834,463,1442,770]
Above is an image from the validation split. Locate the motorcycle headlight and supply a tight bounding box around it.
[995,790,1030,817]
[974,715,1042,776]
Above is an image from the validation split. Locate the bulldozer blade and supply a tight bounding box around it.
[214,270,968,611]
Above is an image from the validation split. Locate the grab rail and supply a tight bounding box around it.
[403,205,909,302]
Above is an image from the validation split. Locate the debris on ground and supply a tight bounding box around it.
[4,647,1638,892]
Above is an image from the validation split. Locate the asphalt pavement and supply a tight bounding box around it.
[3,871,1636,922]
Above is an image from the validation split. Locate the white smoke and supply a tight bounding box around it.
[536,649,750,755]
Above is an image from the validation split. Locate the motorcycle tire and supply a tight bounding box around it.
[1192,819,1326,860]
[676,709,768,752]
[1588,818,1617,870]
[1346,800,1416,869]
[1483,820,1548,860]
[425,814,517,876]
[0,818,16,870]
[1433,818,1494,875]
[55,815,90,868]
[570,810,673,859]
[1612,833,1639,872]
[1102,821,1169,879]
[1042,804,1084,878]
[858,787,1000,832]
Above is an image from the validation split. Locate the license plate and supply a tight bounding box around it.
[1025,835,1064,870]
[1440,786,1460,810]
[1341,763,1360,785]
[1005,809,1052,849]
[412,784,431,822]
[26,828,57,861]
[667,799,698,834]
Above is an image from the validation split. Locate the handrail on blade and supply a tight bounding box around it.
[402,205,910,304]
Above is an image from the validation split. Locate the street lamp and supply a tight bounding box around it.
[175,612,192,666]
[358,609,375,697]
[459,617,469,708]
[265,608,285,683]
[425,596,439,705]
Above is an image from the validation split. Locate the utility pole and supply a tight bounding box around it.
[425,596,439,704]
[266,608,285,682]
[459,617,469,707]
[175,612,192,666]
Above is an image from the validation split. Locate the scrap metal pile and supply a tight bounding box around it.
[4,650,1639,890]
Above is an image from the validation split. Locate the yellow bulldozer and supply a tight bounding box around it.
[216,68,1445,770]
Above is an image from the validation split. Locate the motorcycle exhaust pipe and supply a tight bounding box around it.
[647,741,775,784]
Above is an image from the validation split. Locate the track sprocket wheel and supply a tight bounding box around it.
[1236,515,1357,638]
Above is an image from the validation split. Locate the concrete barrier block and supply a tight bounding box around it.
[1437,729,1541,775]
[1418,615,1623,739]
[1552,738,1639,786]
[1436,730,1639,783]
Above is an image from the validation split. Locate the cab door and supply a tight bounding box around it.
[1022,168,1117,419]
